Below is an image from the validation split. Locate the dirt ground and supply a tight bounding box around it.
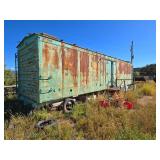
[137,96,154,106]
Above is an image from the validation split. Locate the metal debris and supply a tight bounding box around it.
[35,119,57,129]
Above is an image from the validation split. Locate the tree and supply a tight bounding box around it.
[4,66,16,85]
[133,71,140,76]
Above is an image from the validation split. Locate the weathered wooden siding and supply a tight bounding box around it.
[17,35,39,104]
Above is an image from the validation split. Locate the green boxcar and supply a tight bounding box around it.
[17,33,133,107]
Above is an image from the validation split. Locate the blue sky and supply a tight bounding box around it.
[4,20,156,69]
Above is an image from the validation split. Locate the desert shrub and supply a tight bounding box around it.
[74,102,124,139]
[5,93,17,101]
[125,90,140,102]
[33,109,50,121]
[125,81,155,102]
[4,115,36,140]
[131,103,156,136]
[4,68,16,85]
[33,108,64,120]
[139,82,155,96]
[57,122,75,140]
[71,103,86,121]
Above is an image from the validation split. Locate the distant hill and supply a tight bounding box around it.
[134,64,156,77]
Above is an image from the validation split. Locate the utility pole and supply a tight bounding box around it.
[15,53,18,93]
[130,41,134,65]
[130,41,134,84]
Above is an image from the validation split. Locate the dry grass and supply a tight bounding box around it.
[139,81,156,96]
[4,82,156,140]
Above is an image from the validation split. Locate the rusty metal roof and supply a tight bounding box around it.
[38,33,58,40]
[16,33,58,48]
[17,33,131,64]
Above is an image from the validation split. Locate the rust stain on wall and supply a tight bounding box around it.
[51,46,59,69]
[80,51,89,85]
[42,44,50,68]
[91,54,99,80]
[95,55,99,79]
[69,47,78,87]
[118,61,132,74]
[127,63,132,74]
[118,61,123,74]
[61,43,78,88]
[61,42,65,90]
[102,58,106,76]
[43,44,59,73]
[116,60,119,79]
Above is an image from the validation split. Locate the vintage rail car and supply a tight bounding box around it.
[16,33,133,110]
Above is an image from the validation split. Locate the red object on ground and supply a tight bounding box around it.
[99,100,110,108]
[123,101,134,109]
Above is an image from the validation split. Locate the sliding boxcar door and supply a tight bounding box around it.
[106,61,111,87]
[111,61,117,87]
[106,60,117,87]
